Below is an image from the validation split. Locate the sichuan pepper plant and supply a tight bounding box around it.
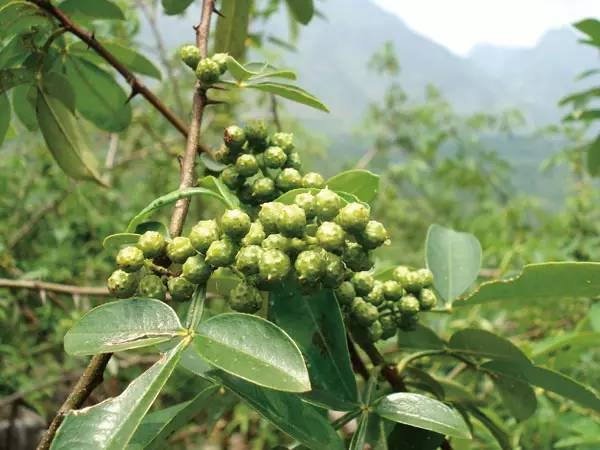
[2,1,600,449]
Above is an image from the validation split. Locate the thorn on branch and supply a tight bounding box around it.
[213,7,224,17]
[206,99,225,106]
[125,87,141,104]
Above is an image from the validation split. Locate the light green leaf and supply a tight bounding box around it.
[12,84,37,130]
[326,169,380,203]
[126,187,227,232]
[269,276,359,410]
[275,187,362,206]
[64,299,184,356]
[102,233,141,250]
[555,436,600,448]
[574,18,600,45]
[491,373,537,421]
[375,392,471,439]
[466,407,511,450]
[531,332,600,360]
[285,0,314,25]
[246,81,329,112]
[59,0,125,20]
[225,55,258,83]
[426,224,481,304]
[590,303,600,332]
[133,221,168,236]
[483,360,600,413]
[200,152,228,172]
[36,80,105,185]
[587,136,600,177]
[213,0,251,59]
[65,56,132,132]
[457,262,600,307]
[448,329,530,364]
[194,313,310,392]
[197,175,240,209]
[127,385,219,450]
[206,268,242,297]
[0,93,9,145]
[248,69,297,81]
[161,0,193,15]
[0,67,35,95]
[0,1,49,40]
[50,340,186,450]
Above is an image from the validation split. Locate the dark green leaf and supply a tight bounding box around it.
[126,187,227,232]
[194,313,311,392]
[457,262,600,307]
[0,2,49,40]
[285,0,314,25]
[531,332,600,360]
[397,324,445,351]
[574,18,600,45]
[51,340,186,450]
[491,373,537,421]
[269,277,359,410]
[425,224,482,305]
[161,0,193,15]
[404,368,445,400]
[387,423,444,450]
[435,378,482,405]
[102,233,141,250]
[375,392,471,439]
[0,67,35,95]
[200,152,228,172]
[0,93,9,145]
[197,175,240,209]
[133,221,168,236]
[206,268,242,297]
[64,298,184,356]
[349,412,369,450]
[466,407,512,450]
[12,84,38,130]
[275,187,362,206]
[448,329,530,364]
[587,136,600,176]
[59,0,125,20]
[559,87,600,107]
[326,169,380,203]
[65,56,132,132]
[246,81,329,112]
[213,0,251,59]
[555,436,600,448]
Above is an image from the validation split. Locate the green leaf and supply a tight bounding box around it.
[590,303,600,332]
[65,56,132,132]
[206,267,242,297]
[326,169,380,203]
[275,187,363,206]
[448,329,530,364]
[555,436,600,448]
[269,277,359,410]
[483,360,600,413]
[12,84,38,130]
[133,221,168,236]
[0,1,49,40]
[64,299,184,356]
[59,0,125,20]
[197,175,240,209]
[386,423,444,450]
[404,368,445,400]
[127,385,219,450]
[375,392,471,439]
[397,324,445,351]
[194,313,311,392]
[574,18,600,45]
[213,0,251,59]
[217,371,344,450]
[435,378,482,405]
[285,0,314,25]
[559,87,600,107]
[490,373,537,421]
[69,42,162,80]
[587,136,600,177]
[127,187,227,232]
[226,55,260,83]
[246,81,329,112]
[425,224,482,304]
[200,152,228,172]
[0,67,35,95]
[102,233,141,250]
[466,407,512,450]
[0,93,9,145]
[35,80,105,185]
[50,340,186,450]
[457,262,600,307]
[531,332,600,360]
[161,0,194,15]
[349,412,370,450]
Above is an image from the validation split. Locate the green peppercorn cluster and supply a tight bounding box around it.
[179,45,228,86]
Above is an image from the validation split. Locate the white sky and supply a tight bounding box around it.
[372,0,599,55]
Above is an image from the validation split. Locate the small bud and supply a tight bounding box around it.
[182,255,212,284]
[168,276,195,302]
[295,250,325,283]
[224,125,246,150]
[221,209,251,240]
[229,282,262,313]
[212,52,229,74]
[138,275,166,300]
[294,192,316,219]
[336,202,370,232]
[179,45,200,69]
[278,204,307,237]
[263,146,287,168]
[276,168,302,191]
[195,58,220,85]
[205,239,236,268]
[241,222,266,246]
[235,154,259,177]
[259,249,291,283]
[360,220,389,249]
[116,246,145,273]
[258,202,283,234]
[302,172,325,189]
[189,219,220,253]
[107,269,137,298]
[235,245,264,275]
[252,177,277,202]
[138,231,166,258]
[270,132,294,153]
[167,237,196,263]
[315,188,343,221]
[335,281,356,306]
[352,271,374,296]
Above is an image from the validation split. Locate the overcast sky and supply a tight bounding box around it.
[372,0,599,55]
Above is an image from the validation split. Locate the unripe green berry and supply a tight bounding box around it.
[261,233,290,252]
[415,268,434,287]
[399,294,420,315]
[220,166,243,189]
[214,145,233,164]
[241,221,266,246]
[382,280,404,300]
[205,239,236,268]
[138,231,166,258]
[316,221,345,252]
[270,132,294,153]
[419,288,437,311]
[229,282,262,313]
[263,146,287,168]
[294,192,316,219]
[244,120,268,149]
[361,220,389,249]
[116,246,145,273]
[294,250,324,283]
[276,168,302,191]
[182,255,212,284]
[259,249,291,283]
[352,271,374,296]
[403,271,423,293]
[224,125,246,150]
[302,172,325,189]
[189,219,220,253]
[179,45,200,69]
[195,58,220,84]
[285,151,302,169]
[252,177,276,201]
[335,281,356,306]
[336,202,370,232]
[315,188,343,221]
[351,297,378,326]
[393,265,411,284]
[278,204,306,237]
[167,237,196,263]
[211,52,228,74]
[380,315,397,340]
[168,276,195,302]
[221,209,251,240]
[138,274,166,300]
[366,281,385,306]
[322,252,345,288]
[258,202,283,234]
[342,241,373,272]
[235,245,263,275]
[235,154,258,177]
[107,269,137,298]
[367,320,383,342]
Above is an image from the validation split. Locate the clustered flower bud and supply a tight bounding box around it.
[179,45,228,86]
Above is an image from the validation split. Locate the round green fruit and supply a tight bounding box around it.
[182,255,212,284]
[342,241,373,272]
[107,269,137,298]
[261,233,290,252]
[168,276,195,302]
[380,315,397,340]
[352,271,374,296]
[403,271,423,293]
[399,294,420,315]
[116,246,145,273]
[367,320,383,342]
[221,209,251,240]
[351,297,379,326]
[366,281,384,306]
[138,275,166,300]
[336,202,370,232]
[361,220,389,249]
[294,192,316,219]
[205,239,236,267]
[229,282,262,313]
[415,268,434,287]
[315,188,343,221]
[392,265,411,285]
[195,58,220,85]
[220,166,243,189]
[244,120,268,149]
[419,288,437,311]
[224,125,246,150]
[235,154,258,177]
[335,281,356,306]
[270,132,294,153]
[179,45,200,69]
[211,52,228,74]
[258,202,283,234]
[316,221,345,252]
[382,280,404,300]
[278,204,306,237]
[294,250,325,283]
[167,237,196,263]
[138,231,166,258]
[189,219,220,253]
[235,245,263,275]
[302,172,325,189]
[322,252,345,288]
[259,249,291,283]
[252,177,276,201]
[276,168,302,191]
[241,221,266,246]
[285,151,302,170]
[263,146,287,168]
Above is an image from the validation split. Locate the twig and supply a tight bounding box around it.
[355,147,377,169]
[0,279,109,296]
[270,94,282,132]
